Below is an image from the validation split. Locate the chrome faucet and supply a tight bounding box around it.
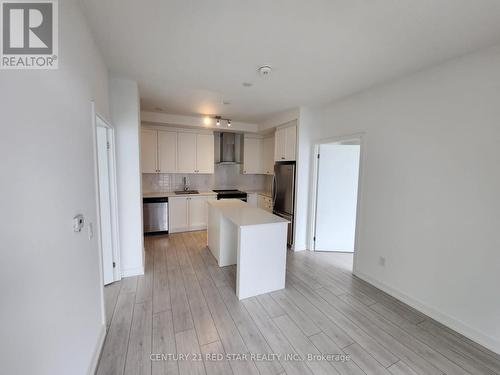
[183,176,189,191]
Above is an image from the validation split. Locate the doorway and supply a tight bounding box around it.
[312,136,362,265]
[95,116,121,285]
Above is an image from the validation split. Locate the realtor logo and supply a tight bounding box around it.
[1,0,58,69]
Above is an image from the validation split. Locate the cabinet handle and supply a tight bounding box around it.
[281,157,285,160]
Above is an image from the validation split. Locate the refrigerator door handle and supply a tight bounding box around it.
[272,174,277,206]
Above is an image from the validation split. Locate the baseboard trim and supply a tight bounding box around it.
[121,266,144,277]
[87,324,106,375]
[292,242,307,252]
[354,270,500,355]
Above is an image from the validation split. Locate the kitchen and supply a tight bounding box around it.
[141,118,297,298]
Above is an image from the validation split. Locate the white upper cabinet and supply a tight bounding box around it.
[242,136,262,174]
[141,128,215,174]
[196,134,215,173]
[141,129,158,173]
[274,124,296,161]
[262,136,275,175]
[157,130,177,173]
[177,132,197,173]
[284,125,296,161]
[177,132,214,174]
[274,128,286,161]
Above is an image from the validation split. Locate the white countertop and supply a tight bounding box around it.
[143,191,217,198]
[244,190,272,198]
[207,199,288,227]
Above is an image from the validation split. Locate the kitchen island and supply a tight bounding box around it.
[207,200,289,300]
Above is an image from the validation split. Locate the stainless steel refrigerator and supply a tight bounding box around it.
[273,161,296,246]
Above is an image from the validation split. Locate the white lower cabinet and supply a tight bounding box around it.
[189,196,211,230]
[169,195,216,233]
[257,194,273,212]
[168,196,189,233]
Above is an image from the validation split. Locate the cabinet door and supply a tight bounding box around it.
[177,133,197,173]
[284,125,297,161]
[168,197,189,233]
[243,137,262,174]
[157,130,177,173]
[189,196,210,230]
[247,193,258,207]
[274,128,286,161]
[258,195,273,212]
[262,136,274,174]
[141,129,158,173]
[196,134,214,173]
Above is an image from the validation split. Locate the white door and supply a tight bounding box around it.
[284,125,297,161]
[96,126,115,285]
[315,144,360,252]
[158,130,177,173]
[141,129,158,173]
[189,196,209,230]
[177,133,197,173]
[196,134,214,173]
[243,137,261,174]
[169,197,189,233]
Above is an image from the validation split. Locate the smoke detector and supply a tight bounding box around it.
[258,65,272,77]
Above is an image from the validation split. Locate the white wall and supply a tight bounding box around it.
[294,107,318,251]
[110,78,144,277]
[302,44,500,353]
[0,1,110,374]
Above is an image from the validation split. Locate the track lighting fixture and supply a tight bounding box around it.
[213,116,232,128]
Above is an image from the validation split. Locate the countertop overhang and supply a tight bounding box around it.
[207,199,288,227]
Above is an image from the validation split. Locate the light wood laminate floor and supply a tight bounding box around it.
[97,231,500,375]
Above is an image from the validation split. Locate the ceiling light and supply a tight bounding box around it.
[227,120,231,127]
[216,117,220,126]
[203,117,211,126]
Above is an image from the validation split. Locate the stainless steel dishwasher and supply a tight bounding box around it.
[143,197,168,234]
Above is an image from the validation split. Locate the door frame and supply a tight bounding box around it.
[308,132,366,274]
[92,103,122,286]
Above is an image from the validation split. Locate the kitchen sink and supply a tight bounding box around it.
[174,190,199,195]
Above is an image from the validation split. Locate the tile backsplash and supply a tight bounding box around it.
[142,164,272,193]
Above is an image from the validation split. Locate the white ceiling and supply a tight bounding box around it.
[82,0,500,122]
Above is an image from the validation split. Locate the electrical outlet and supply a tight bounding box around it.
[379,256,386,267]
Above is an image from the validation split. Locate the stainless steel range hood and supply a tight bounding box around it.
[214,132,242,164]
